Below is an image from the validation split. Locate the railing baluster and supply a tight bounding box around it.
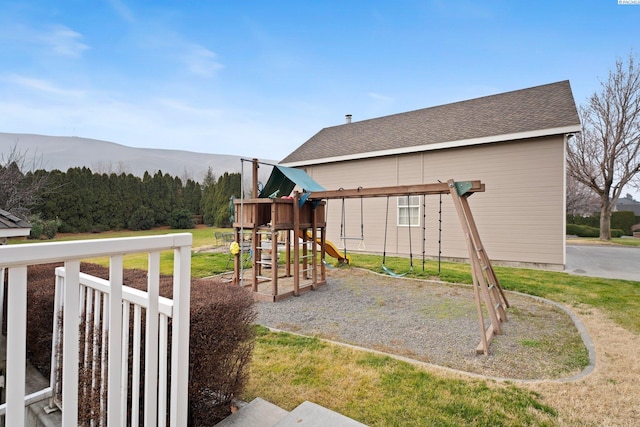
[91,288,101,427]
[120,300,130,427]
[131,304,142,425]
[0,267,5,354]
[158,314,169,427]
[170,241,191,426]
[145,250,161,427]
[50,269,65,409]
[62,260,80,427]
[107,255,123,427]
[100,290,108,427]
[6,266,28,427]
[82,284,91,416]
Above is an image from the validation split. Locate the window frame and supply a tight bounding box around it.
[396,195,421,227]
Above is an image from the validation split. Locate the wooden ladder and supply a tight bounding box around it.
[448,180,509,355]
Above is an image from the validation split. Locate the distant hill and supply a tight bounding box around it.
[0,132,275,183]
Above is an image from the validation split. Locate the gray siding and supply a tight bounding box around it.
[304,136,566,268]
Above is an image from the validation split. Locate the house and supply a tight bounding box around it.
[280,81,581,270]
[616,194,640,216]
[0,208,31,244]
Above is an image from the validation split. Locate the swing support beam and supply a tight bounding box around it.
[307,181,484,200]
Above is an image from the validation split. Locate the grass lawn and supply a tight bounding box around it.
[26,225,235,276]
[16,228,639,425]
[566,236,640,247]
[244,327,558,427]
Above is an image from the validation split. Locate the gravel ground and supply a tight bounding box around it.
[256,268,587,380]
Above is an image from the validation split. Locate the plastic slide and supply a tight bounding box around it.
[298,230,350,264]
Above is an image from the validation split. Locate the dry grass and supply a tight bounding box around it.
[526,306,640,426]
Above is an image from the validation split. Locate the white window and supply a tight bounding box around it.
[397,195,420,226]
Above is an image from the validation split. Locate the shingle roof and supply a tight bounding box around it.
[0,209,31,230]
[281,80,580,165]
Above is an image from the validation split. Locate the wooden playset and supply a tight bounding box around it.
[231,159,509,354]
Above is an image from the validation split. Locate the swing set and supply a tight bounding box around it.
[300,179,510,355]
[232,159,509,354]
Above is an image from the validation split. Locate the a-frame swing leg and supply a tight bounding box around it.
[448,180,508,355]
[459,193,509,315]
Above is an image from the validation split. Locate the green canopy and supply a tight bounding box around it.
[259,166,325,202]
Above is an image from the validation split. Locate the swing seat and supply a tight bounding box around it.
[322,259,335,268]
[382,264,408,278]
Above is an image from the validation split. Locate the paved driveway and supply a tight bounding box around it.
[565,244,639,282]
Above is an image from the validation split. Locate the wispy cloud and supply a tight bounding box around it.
[0,23,89,58]
[157,98,222,117]
[106,0,136,23]
[183,45,223,77]
[43,25,90,58]
[4,74,86,98]
[368,92,394,102]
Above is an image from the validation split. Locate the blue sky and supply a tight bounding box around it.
[1,0,638,162]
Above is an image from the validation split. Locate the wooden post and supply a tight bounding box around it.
[293,193,300,296]
[252,205,259,292]
[271,201,278,298]
[311,204,318,287]
[252,158,259,198]
[233,227,241,285]
[320,201,326,282]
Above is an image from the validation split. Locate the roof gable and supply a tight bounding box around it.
[281,81,581,165]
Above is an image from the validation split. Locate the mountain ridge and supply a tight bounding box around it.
[0,132,276,183]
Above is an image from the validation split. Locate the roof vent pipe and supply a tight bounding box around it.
[345,114,352,124]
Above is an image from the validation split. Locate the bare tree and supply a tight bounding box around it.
[567,53,640,240]
[566,174,599,216]
[0,142,48,219]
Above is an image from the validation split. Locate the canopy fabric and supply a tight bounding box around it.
[259,165,325,199]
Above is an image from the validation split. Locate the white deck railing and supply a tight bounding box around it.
[0,234,192,427]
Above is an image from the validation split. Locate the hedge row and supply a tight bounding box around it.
[566,223,624,238]
[567,211,639,235]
